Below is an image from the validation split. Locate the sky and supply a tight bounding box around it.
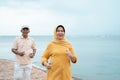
[0,0,120,36]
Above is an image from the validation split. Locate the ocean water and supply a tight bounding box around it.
[0,35,120,80]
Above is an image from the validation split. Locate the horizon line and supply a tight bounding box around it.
[0,34,120,37]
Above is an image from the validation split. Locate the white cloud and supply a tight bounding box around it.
[0,0,120,36]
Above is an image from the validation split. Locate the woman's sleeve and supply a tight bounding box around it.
[41,43,51,65]
[69,47,78,63]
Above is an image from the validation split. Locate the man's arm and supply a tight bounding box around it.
[33,49,36,56]
[29,49,36,58]
[11,48,24,56]
[11,48,18,54]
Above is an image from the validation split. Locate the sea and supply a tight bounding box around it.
[0,35,120,80]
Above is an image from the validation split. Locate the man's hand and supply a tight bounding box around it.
[29,53,34,58]
[11,49,24,56]
[17,51,25,56]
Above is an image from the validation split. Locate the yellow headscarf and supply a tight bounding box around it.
[51,26,72,48]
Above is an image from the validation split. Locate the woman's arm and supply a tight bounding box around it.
[66,50,77,63]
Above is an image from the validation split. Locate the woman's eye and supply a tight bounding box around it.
[57,30,64,32]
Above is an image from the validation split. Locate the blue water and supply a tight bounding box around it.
[0,35,120,80]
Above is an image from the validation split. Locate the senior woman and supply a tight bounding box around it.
[41,25,78,80]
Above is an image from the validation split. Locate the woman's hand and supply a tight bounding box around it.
[66,50,73,58]
[66,50,76,63]
[44,62,51,70]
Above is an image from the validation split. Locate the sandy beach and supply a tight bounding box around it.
[0,59,80,80]
[0,59,46,80]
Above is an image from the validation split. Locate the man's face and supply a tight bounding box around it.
[21,29,30,35]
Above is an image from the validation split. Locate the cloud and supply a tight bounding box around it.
[0,0,120,35]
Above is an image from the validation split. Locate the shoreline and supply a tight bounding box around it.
[0,59,80,80]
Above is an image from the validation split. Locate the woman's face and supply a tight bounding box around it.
[56,27,65,40]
